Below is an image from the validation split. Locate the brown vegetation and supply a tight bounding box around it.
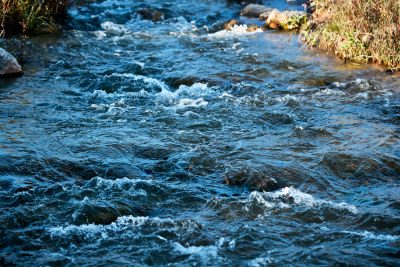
[303,0,400,70]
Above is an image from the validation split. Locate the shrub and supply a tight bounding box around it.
[0,0,71,36]
[302,0,400,70]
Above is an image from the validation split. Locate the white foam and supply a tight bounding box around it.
[168,17,199,37]
[93,176,151,190]
[275,94,299,102]
[49,215,204,246]
[355,92,370,99]
[173,242,219,259]
[331,79,376,91]
[343,230,399,241]
[49,223,108,240]
[175,83,215,98]
[177,98,208,108]
[219,92,234,99]
[314,88,346,96]
[111,73,169,92]
[94,30,107,40]
[208,25,263,39]
[157,83,216,105]
[50,216,174,238]
[246,187,359,214]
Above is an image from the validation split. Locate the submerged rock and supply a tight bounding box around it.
[240,4,272,18]
[135,9,165,22]
[0,48,23,77]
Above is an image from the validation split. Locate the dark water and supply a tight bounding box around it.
[1,0,400,265]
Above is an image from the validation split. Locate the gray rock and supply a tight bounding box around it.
[0,47,23,77]
[240,4,272,17]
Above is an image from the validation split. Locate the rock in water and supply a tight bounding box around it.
[265,9,306,30]
[265,9,288,29]
[240,4,272,17]
[0,48,23,77]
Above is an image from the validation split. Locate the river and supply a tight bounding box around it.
[1,0,400,265]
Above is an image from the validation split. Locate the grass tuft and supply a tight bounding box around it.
[1,0,71,36]
[302,0,400,71]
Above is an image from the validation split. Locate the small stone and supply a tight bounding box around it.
[240,4,273,18]
[0,47,23,78]
[246,24,261,32]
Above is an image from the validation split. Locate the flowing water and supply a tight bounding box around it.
[1,0,400,266]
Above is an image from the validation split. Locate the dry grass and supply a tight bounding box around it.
[302,0,400,70]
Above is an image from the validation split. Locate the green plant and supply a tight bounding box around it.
[284,14,308,30]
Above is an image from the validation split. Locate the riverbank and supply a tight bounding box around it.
[303,0,400,71]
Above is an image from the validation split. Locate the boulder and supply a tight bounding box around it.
[0,47,23,77]
[240,4,272,17]
[265,9,288,30]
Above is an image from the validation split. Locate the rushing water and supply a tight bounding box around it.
[1,0,400,265]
